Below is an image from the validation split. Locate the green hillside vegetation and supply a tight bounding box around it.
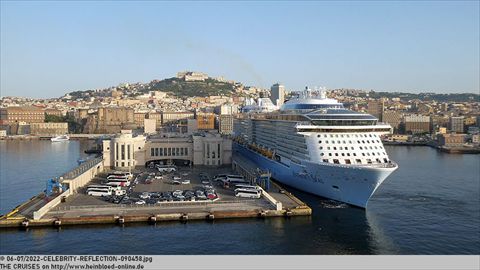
[147,78,236,97]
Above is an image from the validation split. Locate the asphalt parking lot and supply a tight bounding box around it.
[61,165,255,207]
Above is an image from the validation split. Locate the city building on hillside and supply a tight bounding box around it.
[134,112,147,127]
[144,119,156,134]
[45,108,63,117]
[404,115,431,134]
[382,111,402,133]
[197,113,215,130]
[437,133,466,147]
[84,107,135,134]
[187,119,198,134]
[30,122,68,136]
[270,83,285,107]
[218,114,234,135]
[215,104,238,115]
[449,116,464,133]
[0,106,45,125]
[176,71,208,82]
[102,130,232,169]
[367,100,384,121]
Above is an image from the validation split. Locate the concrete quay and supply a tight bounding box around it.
[0,163,311,229]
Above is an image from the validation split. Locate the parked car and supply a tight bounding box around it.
[201,180,211,185]
[150,192,161,199]
[173,195,185,201]
[155,175,163,180]
[182,173,189,176]
[173,190,183,197]
[195,190,207,200]
[173,176,181,181]
[139,192,150,199]
[135,200,146,205]
[181,179,191,185]
[146,198,157,204]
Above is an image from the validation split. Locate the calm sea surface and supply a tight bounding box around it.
[0,140,479,254]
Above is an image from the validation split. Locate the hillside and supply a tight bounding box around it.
[146,77,236,97]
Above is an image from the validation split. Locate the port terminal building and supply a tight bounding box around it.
[102,130,232,169]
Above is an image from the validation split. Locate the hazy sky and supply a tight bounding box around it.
[1,1,479,98]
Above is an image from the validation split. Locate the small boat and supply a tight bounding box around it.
[51,135,70,142]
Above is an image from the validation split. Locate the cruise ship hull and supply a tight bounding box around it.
[234,143,397,208]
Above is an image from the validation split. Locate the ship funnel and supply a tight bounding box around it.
[319,87,327,99]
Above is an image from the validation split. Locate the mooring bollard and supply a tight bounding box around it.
[117,216,125,224]
[54,219,62,227]
[21,219,29,228]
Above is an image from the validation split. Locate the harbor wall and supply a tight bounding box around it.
[32,158,104,220]
[258,187,282,211]
[32,190,69,220]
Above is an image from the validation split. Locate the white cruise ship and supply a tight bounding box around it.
[233,88,398,208]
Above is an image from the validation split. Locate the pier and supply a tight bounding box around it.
[0,158,311,229]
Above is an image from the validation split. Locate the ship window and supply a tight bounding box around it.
[332,141,335,144]
[333,159,339,164]
[370,146,373,149]
[327,147,331,150]
[345,159,351,164]
[362,140,365,143]
[319,146,323,150]
[356,159,362,163]
[329,153,332,156]
[317,135,320,138]
[320,153,324,156]
[359,146,363,150]
[357,140,361,143]
[324,134,327,137]
[343,140,346,143]
[348,140,352,143]
[351,147,354,150]
[318,140,322,144]
[322,159,329,163]
[369,134,373,137]
[326,140,329,143]
[330,135,333,138]
[367,159,372,164]
[362,153,365,156]
[353,153,357,156]
[334,147,337,150]
[339,147,343,150]
[337,141,341,144]
[383,158,388,163]
[341,153,345,156]
[335,153,338,156]
[347,153,351,156]
[335,134,339,138]
[378,152,381,155]
[376,158,381,163]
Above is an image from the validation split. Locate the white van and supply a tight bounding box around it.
[234,188,261,199]
[157,165,176,173]
[87,188,111,197]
